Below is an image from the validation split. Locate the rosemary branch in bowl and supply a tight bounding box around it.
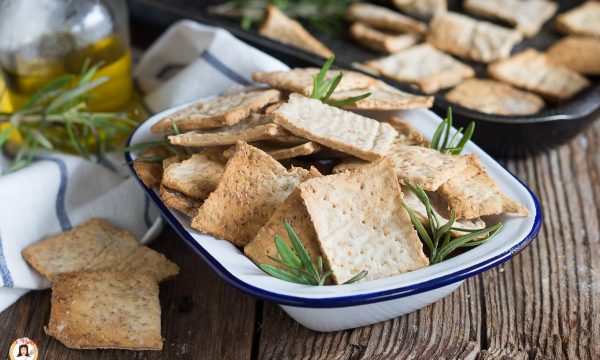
[431,107,475,155]
[310,55,370,107]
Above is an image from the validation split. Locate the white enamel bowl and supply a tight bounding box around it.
[125,102,542,332]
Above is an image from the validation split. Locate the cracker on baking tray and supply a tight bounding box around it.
[46,271,163,350]
[364,44,475,93]
[329,81,434,111]
[150,89,281,133]
[346,3,427,33]
[299,157,429,284]
[439,154,530,219]
[273,94,398,161]
[259,5,333,58]
[162,152,225,200]
[349,22,422,54]
[488,49,590,101]
[427,11,523,63]
[445,78,545,116]
[464,0,557,37]
[392,0,446,18]
[192,141,311,247]
[547,36,600,75]
[554,1,600,39]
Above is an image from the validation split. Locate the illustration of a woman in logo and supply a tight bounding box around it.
[16,344,33,359]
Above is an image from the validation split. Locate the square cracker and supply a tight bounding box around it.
[392,0,446,18]
[259,5,333,58]
[464,0,557,37]
[329,81,434,111]
[364,44,475,93]
[427,12,523,63]
[159,184,203,217]
[547,36,600,75]
[274,94,398,161]
[116,246,180,282]
[554,2,600,38]
[488,49,590,101]
[46,271,162,350]
[150,89,281,133]
[346,3,426,34]
[439,154,529,219]
[349,23,422,54]
[299,158,429,284]
[192,142,311,247]
[162,152,225,200]
[445,79,545,116]
[85,230,140,272]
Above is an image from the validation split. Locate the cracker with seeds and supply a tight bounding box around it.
[349,23,422,54]
[259,5,333,58]
[299,158,429,284]
[464,0,557,37]
[274,94,398,161]
[547,36,600,75]
[364,44,475,93]
[85,230,140,272]
[161,152,225,200]
[392,0,446,18]
[150,89,281,133]
[159,185,202,217]
[488,49,590,101]
[346,3,427,34]
[439,154,529,219]
[192,142,311,247]
[554,1,600,38]
[116,246,180,282]
[427,12,523,63]
[445,79,545,115]
[133,147,172,188]
[46,271,163,350]
[329,81,434,111]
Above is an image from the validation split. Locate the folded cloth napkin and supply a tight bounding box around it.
[0,19,290,312]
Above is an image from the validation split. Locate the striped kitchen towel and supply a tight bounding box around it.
[0,19,289,312]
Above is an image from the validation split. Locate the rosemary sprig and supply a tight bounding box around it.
[0,63,137,173]
[260,221,368,285]
[310,56,371,107]
[402,181,503,264]
[431,107,475,155]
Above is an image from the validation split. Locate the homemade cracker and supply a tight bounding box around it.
[464,0,557,37]
[169,122,292,147]
[259,5,333,58]
[162,154,188,169]
[224,141,322,160]
[192,142,310,247]
[554,2,600,38]
[349,23,422,54]
[85,230,140,272]
[161,152,225,200]
[46,271,162,350]
[427,12,523,63]
[133,147,171,188]
[274,94,398,161]
[299,158,429,284]
[445,79,545,115]
[116,246,180,282]
[346,3,427,33]
[329,81,434,111]
[439,154,529,219]
[364,44,475,93]
[392,0,446,18]
[547,36,600,75]
[150,89,281,133]
[488,49,590,101]
[385,117,426,146]
[159,185,202,217]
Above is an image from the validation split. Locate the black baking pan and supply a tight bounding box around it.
[127,0,600,157]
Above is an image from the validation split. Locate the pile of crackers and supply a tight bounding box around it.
[134,66,529,285]
[22,219,179,350]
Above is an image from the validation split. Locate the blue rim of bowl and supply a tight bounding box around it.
[125,123,543,309]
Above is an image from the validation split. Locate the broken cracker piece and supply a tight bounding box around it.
[225,141,322,160]
[346,3,427,33]
[349,22,422,54]
[329,81,434,111]
[133,147,171,188]
[159,184,202,217]
[162,152,225,200]
[169,121,293,147]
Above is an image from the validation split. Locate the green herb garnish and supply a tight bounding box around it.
[402,181,503,264]
[260,221,368,285]
[310,55,370,107]
[431,107,475,155]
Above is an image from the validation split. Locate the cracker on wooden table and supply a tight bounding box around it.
[329,81,434,111]
[22,218,123,280]
[364,44,475,93]
[116,246,180,282]
[133,147,172,188]
[445,78,545,116]
[488,49,590,102]
[85,230,140,272]
[349,23,422,54]
[299,158,429,284]
[346,3,427,33]
[392,0,446,18]
[46,271,162,350]
[162,152,225,200]
[150,89,281,133]
[192,142,311,247]
[439,154,530,219]
[259,5,333,58]
[427,12,523,63]
[252,68,376,96]
[464,0,557,37]
[159,184,203,217]
[224,141,322,160]
[547,36,600,75]
[554,2,600,38]
[274,94,398,161]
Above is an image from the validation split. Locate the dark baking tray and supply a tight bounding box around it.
[128,0,600,157]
